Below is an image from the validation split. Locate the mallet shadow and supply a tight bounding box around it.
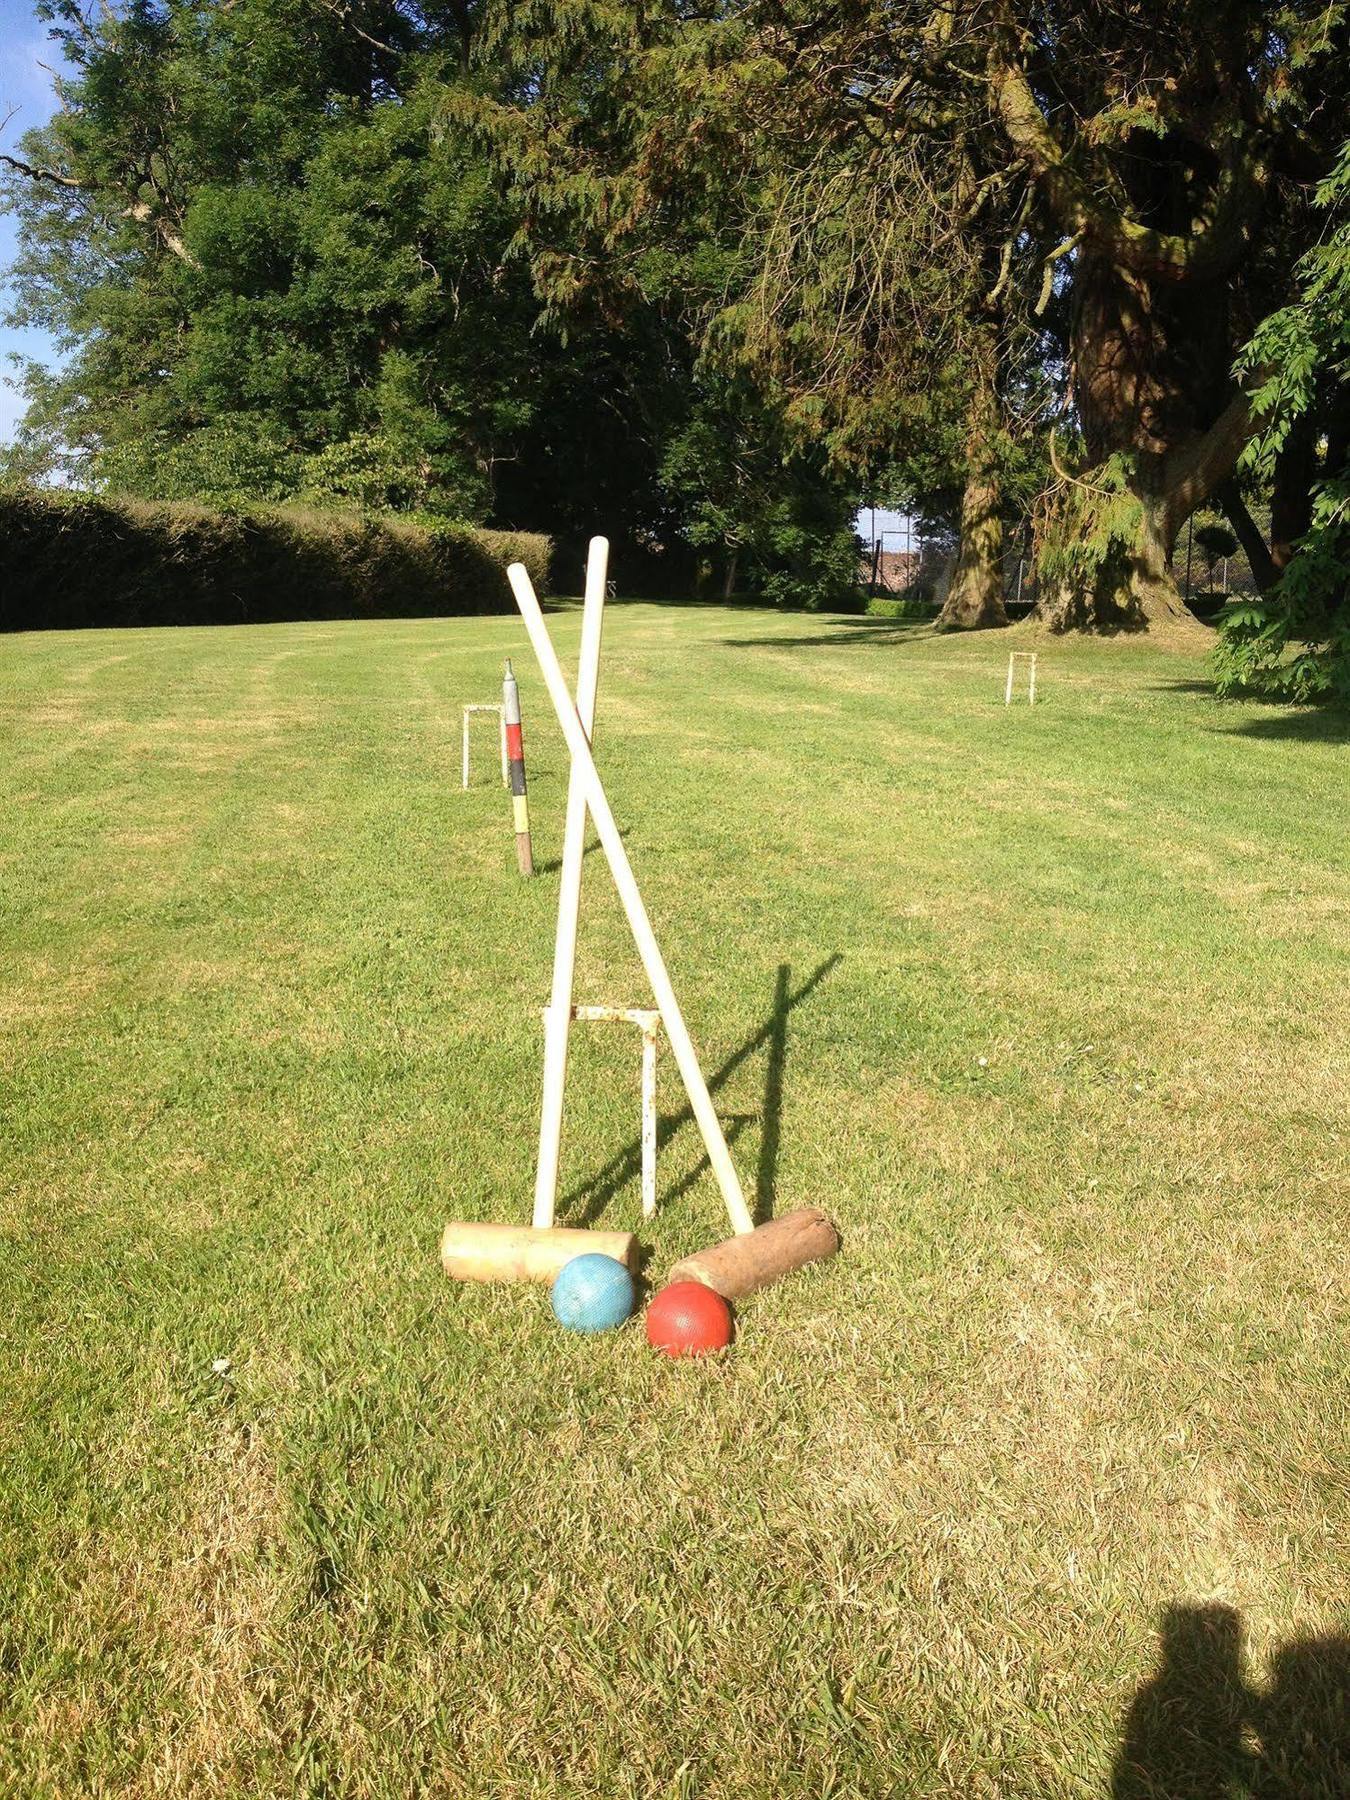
[535,828,627,879]
[557,954,842,1231]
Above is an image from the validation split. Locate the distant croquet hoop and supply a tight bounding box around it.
[462,702,507,788]
[1004,652,1038,706]
[567,1004,662,1220]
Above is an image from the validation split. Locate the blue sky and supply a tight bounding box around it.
[1,0,65,443]
[856,506,915,546]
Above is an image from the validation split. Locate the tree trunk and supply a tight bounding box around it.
[1036,470,1201,631]
[937,381,1008,631]
[992,34,1277,634]
[1217,481,1279,595]
[1034,287,1253,629]
[721,545,739,599]
[1032,244,1251,633]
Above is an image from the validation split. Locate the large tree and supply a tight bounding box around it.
[3,0,859,595]
[989,4,1349,632]
[702,5,1062,631]
[476,0,1348,632]
[1,0,543,512]
[10,0,1346,630]
[757,2,1350,632]
[467,0,1047,627]
[445,0,869,597]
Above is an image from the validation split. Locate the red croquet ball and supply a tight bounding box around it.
[645,1281,733,1357]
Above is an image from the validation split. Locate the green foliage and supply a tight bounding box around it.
[470,0,992,495]
[0,8,545,519]
[1213,482,1350,700]
[865,593,938,620]
[658,380,861,609]
[1218,142,1350,700]
[96,416,302,507]
[450,4,872,604]
[2,0,868,605]
[1033,452,1151,628]
[0,487,550,630]
[867,594,943,622]
[754,523,861,610]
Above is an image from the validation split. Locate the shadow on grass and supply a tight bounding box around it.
[558,954,842,1230]
[1221,709,1350,743]
[534,829,626,879]
[543,593,783,612]
[544,595,941,650]
[1149,679,1350,740]
[720,618,938,652]
[1113,1603,1350,1798]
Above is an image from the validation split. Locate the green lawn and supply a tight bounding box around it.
[1,605,1346,1798]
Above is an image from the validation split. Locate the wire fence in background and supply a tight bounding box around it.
[859,521,1268,617]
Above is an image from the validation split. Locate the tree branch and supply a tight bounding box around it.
[0,149,86,190]
[2,136,199,268]
[1047,426,1118,498]
[1164,390,1254,533]
[1033,232,1078,316]
[321,2,400,58]
[123,198,199,268]
[993,56,1261,283]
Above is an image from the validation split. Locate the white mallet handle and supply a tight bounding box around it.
[533,538,608,1228]
[508,563,754,1237]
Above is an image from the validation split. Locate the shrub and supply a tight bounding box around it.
[0,489,552,631]
[1215,141,1350,701]
[436,524,551,594]
[866,593,939,621]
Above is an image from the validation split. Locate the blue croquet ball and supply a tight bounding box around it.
[550,1253,636,1334]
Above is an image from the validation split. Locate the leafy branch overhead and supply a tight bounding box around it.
[1217,141,1350,700]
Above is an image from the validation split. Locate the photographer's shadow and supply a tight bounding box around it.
[1113,1603,1349,1798]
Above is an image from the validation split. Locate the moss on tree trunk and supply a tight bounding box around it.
[938,378,1009,632]
[1034,455,1200,632]
[1032,255,1252,634]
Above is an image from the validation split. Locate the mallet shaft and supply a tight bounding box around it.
[508,562,754,1237]
[533,538,608,1227]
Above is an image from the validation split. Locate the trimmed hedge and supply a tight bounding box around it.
[866,593,939,621]
[0,489,552,631]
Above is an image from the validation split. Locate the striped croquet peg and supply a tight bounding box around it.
[502,659,534,877]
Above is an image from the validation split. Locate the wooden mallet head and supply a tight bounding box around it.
[666,1207,838,1301]
[441,1221,638,1285]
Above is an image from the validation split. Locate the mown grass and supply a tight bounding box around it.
[1,605,1346,1798]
